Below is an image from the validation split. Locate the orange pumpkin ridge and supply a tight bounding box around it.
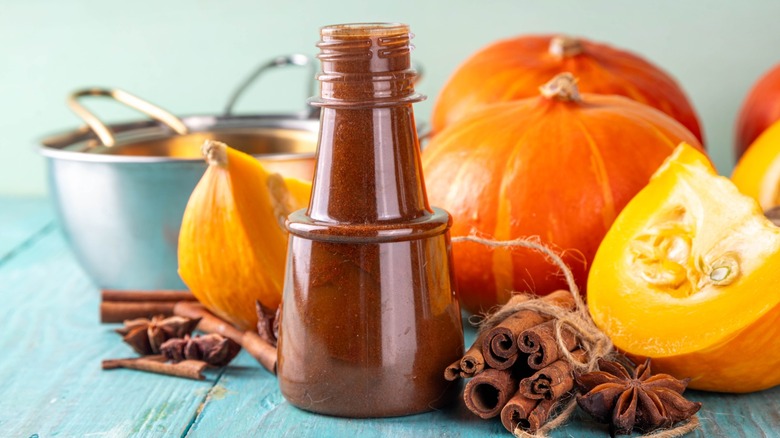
[431,34,703,144]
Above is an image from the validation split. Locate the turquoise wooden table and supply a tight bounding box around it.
[2,196,779,437]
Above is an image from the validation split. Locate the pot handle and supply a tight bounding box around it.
[67,88,189,147]
[223,53,317,118]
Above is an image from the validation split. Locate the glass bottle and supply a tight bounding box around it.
[276,23,464,418]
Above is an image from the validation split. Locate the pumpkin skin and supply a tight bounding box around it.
[431,34,703,144]
[178,141,311,330]
[735,63,780,159]
[422,74,703,314]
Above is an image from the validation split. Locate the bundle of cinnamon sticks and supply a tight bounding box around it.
[446,290,584,434]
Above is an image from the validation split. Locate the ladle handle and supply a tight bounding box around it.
[67,88,188,147]
[224,53,317,118]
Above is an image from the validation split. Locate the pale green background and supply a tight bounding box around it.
[2,0,779,196]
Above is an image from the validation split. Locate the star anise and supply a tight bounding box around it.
[160,334,241,367]
[575,358,701,436]
[256,300,279,347]
[116,315,200,355]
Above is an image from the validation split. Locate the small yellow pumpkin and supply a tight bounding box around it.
[178,140,311,330]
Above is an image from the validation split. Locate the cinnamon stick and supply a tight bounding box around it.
[444,329,489,380]
[101,302,178,323]
[174,301,277,375]
[480,294,531,370]
[526,398,557,432]
[100,290,197,323]
[463,368,519,419]
[444,361,462,381]
[518,320,578,370]
[518,349,586,401]
[101,290,195,302]
[500,395,558,434]
[501,391,540,433]
[482,290,575,370]
[102,355,206,380]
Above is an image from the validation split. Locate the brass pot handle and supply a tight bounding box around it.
[224,53,316,117]
[67,88,189,147]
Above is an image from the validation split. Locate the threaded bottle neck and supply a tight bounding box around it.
[311,23,424,107]
[299,23,430,225]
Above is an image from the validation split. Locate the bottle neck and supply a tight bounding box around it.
[307,104,429,224]
[304,23,429,225]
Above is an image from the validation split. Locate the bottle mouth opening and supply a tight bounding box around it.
[320,23,409,38]
[313,22,422,107]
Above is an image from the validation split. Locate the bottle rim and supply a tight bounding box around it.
[320,23,409,38]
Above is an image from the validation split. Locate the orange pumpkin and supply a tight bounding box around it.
[735,63,780,159]
[431,34,703,143]
[422,73,704,314]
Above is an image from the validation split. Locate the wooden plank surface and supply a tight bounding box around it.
[0,227,213,437]
[0,197,53,260]
[2,196,780,437]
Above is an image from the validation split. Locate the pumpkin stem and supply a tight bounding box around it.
[267,173,294,233]
[539,73,582,102]
[202,140,228,167]
[549,35,584,58]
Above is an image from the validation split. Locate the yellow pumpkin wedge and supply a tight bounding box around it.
[732,118,780,210]
[178,140,311,330]
[588,142,780,392]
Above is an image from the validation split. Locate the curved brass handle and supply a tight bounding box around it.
[67,88,188,147]
[224,54,316,117]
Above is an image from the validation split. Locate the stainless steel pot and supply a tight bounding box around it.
[40,55,319,290]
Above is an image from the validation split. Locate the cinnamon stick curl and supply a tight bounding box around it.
[518,320,578,370]
[481,290,575,370]
[174,301,277,375]
[463,368,519,419]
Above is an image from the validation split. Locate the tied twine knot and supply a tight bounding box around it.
[451,235,700,438]
[456,235,612,375]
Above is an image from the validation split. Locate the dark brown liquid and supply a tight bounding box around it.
[277,23,464,417]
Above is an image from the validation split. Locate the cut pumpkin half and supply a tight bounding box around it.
[588,142,780,392]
